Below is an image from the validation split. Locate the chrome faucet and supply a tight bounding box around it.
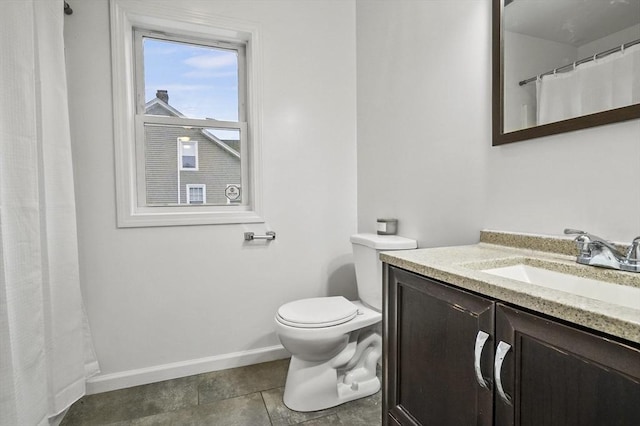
[626,236,640,270]
[564,229,640,273]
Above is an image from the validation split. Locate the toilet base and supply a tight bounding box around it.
[282,330,381,412]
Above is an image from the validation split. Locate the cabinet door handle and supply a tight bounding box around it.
[474,330,490,389]
[494,341,512,405]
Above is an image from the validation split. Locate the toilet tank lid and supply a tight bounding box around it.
[350,233,417,250]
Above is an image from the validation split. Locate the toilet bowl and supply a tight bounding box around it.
[274,233,417,412]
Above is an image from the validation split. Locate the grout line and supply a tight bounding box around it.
[259,390,275,426]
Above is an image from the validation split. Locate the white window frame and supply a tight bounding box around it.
[178,139,198,171]
[186,184,206,204]
[110,0,263,227]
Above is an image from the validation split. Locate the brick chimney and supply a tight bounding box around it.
[156,90,169,104]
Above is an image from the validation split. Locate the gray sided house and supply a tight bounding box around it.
[144,91,241,206]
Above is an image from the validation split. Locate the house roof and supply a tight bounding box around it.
[144,97,240,159]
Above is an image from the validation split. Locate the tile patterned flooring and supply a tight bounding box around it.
[60,359,382,425]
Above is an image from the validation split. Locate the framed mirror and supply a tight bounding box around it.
[493,0,640,146]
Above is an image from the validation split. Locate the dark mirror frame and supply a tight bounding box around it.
[492,0,640,146]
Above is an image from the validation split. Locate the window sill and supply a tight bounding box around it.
[117,207,264,228]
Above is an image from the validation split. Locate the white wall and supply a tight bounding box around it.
[65,0,357,390]
[356,0,639,247]
[486,120,640,242]
[578,24,640,58]
[356,0,491,248]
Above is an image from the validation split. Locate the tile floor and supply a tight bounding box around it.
[60,358,382,425]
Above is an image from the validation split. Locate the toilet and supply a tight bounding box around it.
[274,233,417,412]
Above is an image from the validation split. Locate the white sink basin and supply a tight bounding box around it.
[482,264,640,311]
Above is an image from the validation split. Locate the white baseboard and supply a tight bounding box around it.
[86,344,289,395]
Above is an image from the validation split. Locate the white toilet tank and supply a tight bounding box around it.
[350,233,417,311]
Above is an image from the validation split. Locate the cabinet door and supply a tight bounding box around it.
[384,267,494,426]
[494,304,640,426]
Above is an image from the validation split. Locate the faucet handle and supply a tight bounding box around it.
[563,228,624,259]
[564,229,597,243]
[564,229,592,257]
[626,236,640,261]
[564,228,619,251]
[564,228,585,235]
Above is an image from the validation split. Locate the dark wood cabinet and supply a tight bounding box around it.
[384,266,495,426]
[384,265,640,426]
[495,304,640,426]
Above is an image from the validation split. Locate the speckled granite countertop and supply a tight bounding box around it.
[380,231,640,345]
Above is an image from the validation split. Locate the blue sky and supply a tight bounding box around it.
[143,37,239,123]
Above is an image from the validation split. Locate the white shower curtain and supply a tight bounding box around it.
[0,1,99,425]
[537,43,640,125]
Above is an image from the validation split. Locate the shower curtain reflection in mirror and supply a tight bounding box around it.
[537,44,640,125]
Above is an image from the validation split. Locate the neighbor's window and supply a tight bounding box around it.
[110,0,262,227]
[186,184,206,204]
[178,139,198,171]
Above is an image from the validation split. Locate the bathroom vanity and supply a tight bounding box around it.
[381,231,640,426]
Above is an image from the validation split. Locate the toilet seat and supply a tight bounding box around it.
[277,296,358,328]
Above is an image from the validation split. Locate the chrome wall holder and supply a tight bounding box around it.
[244,231,276,241]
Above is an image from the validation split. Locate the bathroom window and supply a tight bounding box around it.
[110,0,263,227]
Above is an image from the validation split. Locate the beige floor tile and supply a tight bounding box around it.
[198,359,289,404]
[335,390,382,425]
[60,357,381,426]
[295,413,343,425]
[61,376,199,425]
[262,387,338,426]
[107,392,271,426]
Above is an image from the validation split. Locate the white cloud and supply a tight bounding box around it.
[155,83,216,92]
[184,54,237,70]
[183,70,238,79]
